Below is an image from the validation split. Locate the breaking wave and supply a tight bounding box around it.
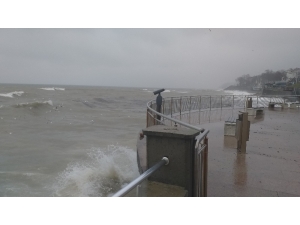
[0,91,24,98]
[223,90,255,95]
[40,87,65,91]
[14,100,53,108]
[52,145,139,197]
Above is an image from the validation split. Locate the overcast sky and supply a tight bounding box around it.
[1,28,300,89]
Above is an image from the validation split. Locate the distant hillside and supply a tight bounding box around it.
[218,82,236,90]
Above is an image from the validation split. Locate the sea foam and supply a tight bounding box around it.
[223,90,255,95]
[40,87,65,91]
[0,91,24,98]
[53,145,139,197]
[15,100,53,108]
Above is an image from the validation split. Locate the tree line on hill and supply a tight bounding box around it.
[235,70,287,88]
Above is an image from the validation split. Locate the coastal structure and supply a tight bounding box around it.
[113,93,300,197]
[286,68,300,81]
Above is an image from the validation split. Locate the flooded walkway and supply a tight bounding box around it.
[204,108,300,196]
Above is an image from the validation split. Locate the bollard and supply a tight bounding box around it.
[235,112,250,153]
[246,97,252,108]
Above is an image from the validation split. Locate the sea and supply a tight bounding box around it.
[0,83,252,197]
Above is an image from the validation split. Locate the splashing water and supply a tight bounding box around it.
[0,91,24,98]
[52,145,139,197]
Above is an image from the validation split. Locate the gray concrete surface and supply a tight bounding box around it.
[204,107,300,197]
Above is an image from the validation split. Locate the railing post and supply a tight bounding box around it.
[189,96,191,124]
[209,96,211,123]
[171,97,173,126]
[180,97,182,127]
[220,95,222,121]
[199,96,201,124]
[221,95,222,109]
[232,95,234,117]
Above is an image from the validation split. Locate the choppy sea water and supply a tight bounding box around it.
[0,84,245,197]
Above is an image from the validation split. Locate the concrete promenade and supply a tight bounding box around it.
[204,108,300,197]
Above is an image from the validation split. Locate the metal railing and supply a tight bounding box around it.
[112,157,169,197]
[147,95,300,127]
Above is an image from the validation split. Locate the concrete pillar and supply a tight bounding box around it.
[236,112,250,154]
[142,125,200,196]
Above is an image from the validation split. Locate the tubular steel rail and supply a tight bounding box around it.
[112,157,169,197]
[147,95,300,128]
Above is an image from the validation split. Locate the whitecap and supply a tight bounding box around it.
[164,90,171,93]
[0,91,24,98]
[223,90,255,95]
[15,100,53,108]
[40,87,65,91]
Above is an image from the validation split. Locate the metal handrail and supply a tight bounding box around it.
[147,103,205,133]
[112,157,169,197]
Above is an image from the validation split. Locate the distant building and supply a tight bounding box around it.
[286,68,300,81]
[273,81,287,87]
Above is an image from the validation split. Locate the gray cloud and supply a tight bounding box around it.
[1,28,300,89]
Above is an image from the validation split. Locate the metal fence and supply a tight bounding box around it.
[147,95,300,127]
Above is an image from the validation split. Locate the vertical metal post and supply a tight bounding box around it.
[220,95,222,121]
[199,96,201,124]
[189,96,191,124]
[209,96,211,123]
[180,97,182,127]
[221,95,223,109]
[170,97,173,126]
[232,95,234,117]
